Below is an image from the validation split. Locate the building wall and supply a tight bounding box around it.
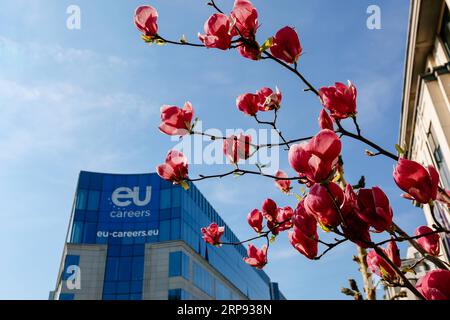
[55,241,251,300]
[400,0,450,263]
[56,244,107,300]
[143,241,246,300]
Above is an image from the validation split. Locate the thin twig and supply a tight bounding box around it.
[220,218,291,246]
[352,116,362,136]
[188,168,300,182]
[156,35,205,48]
[335,120,399,161]
[373,246,425,300]
[254,110,291,149]
[314,239,349,260]
[376,228,449,247]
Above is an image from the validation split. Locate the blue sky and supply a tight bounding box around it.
[0,0,423,300]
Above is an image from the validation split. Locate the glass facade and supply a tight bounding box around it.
[169,251,190,279]
[168,289,189,300]
[60,171,277,300]
[102,244,144,300]
[193,262,214,297]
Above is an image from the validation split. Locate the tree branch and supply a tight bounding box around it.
[156,35,205,47]
[219,218,292,246]
[335,120,399,161]
[314,238,348,260]
[187,168,300,182]
[376,227,449,247]
[372,246,425,300]
[254,110,291,149]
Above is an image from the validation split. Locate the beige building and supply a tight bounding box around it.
[384,246,434,300]
[400,0,450,264]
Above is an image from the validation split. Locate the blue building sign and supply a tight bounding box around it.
[71,172,165,245]
[96,184,158,241]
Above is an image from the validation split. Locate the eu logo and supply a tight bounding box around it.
[111,186,152,207]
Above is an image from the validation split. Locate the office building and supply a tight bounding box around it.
[51,171,284,300]
[400,0,450,262]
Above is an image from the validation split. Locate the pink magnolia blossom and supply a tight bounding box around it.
[357,186,393,233]
[236,93,259,116]
[159,102,194,136]
[288,129,341,185]
[270,26,302,64]
[341,185,371,248]
[247,209,263,233]
[289,201,318,259]
[198,13,232,50]
[304,182,344,228]
[237,86,282,115]
[318,109,333,130]
[223,134,252,163]
[319,81,357,119]
[257,87,282,111]
[416,270,450,300]
[415,226,440,256]
[366,240,401,282]
[156,150,188,184]
[268,206,294,235]
[230,0,259,38]
[237,40,261,60]
[243,244,267,269]
[261,198,278,222]
[385,238,401,267]
[393,158,439,204]
[274,170,291,194]
[201,223,225,246]
[134,6,158,36]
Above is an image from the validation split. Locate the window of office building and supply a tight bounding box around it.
[76,190,88,210]
[59,293,75,300]
[87,190,100,211]
[160,189,171,209]
[441,6,450,56]
[168,288,189,300]
[169,251,190,279]
[70,221,84,244]
[215,280,232,300]
[172,187,181,207]
[427,126,450,188]
[193,262,213,297]
[102,244,145,300]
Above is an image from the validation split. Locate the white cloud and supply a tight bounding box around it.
[0,34,161,180]
[0,36,129,67]
[0,78,158,169]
